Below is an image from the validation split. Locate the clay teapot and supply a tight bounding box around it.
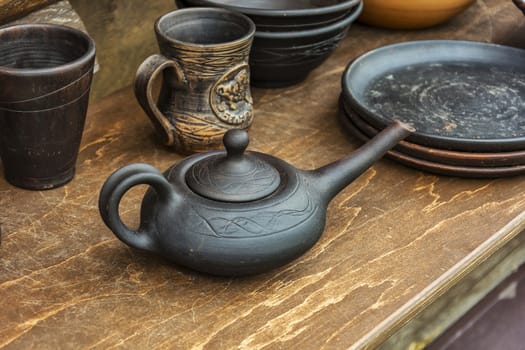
[99,121,412,276]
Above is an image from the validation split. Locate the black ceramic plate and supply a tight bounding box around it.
[338,105,525,178]
[342,40,525,152]
[340,97,525,167]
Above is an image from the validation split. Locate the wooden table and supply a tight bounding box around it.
[2,1,525,349]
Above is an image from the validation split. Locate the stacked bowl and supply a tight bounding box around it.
[339,40,525,178]
[357,0,475,29]
[177,0,363,87]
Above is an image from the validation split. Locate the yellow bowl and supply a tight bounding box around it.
[358,0,475,29]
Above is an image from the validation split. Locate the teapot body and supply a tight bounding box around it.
[99,123,413,276]
[112,152,328,276]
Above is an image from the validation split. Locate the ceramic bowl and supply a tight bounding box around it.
[176,0,361,31]
[250,1,362,88]
[358,0,475,29]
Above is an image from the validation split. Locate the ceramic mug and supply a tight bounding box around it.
[0,23,96,190]
[135,8,256,154]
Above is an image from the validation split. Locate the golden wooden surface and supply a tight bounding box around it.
[380,225,525,349]
[1,1,525,349]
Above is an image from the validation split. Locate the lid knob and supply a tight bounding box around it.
[223,129,249,159]
[186,129,281,202]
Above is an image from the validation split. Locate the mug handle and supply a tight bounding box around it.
[134,54,186,146]
[98,163,173,252]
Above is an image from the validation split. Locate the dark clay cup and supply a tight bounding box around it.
[135,8,256,154]
[0,24,96,190]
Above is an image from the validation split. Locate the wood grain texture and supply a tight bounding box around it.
[1,0,525,349]
[0,0,57,24]
[68,0,174,102]
[380,229,525,349]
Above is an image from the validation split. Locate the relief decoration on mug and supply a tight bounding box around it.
[210,64,253,125]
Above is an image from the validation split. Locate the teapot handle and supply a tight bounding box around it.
[134,54,186,146]
[98,163,173,252]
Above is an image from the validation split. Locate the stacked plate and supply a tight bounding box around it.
[340,40,525,178]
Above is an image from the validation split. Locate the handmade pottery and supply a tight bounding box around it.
[135,8,255,154]
[338,109,525,178]
[340,97,525,168]
[177,0,361,31]
[99,123,412,276]
[250,1,362,88]
[358,0,475,29]
[342,40,525,152]
[0,23,96,190]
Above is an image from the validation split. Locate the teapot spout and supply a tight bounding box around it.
[308,120,414,202]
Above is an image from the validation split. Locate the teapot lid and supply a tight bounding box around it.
[186,129,281,202]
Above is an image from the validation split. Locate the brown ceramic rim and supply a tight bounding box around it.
[337,105,525,178]
[0,23,96,76]
[255,1,362,39]
[183,0,361,17]
[339,97,525,166]
[155,7,256,49]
